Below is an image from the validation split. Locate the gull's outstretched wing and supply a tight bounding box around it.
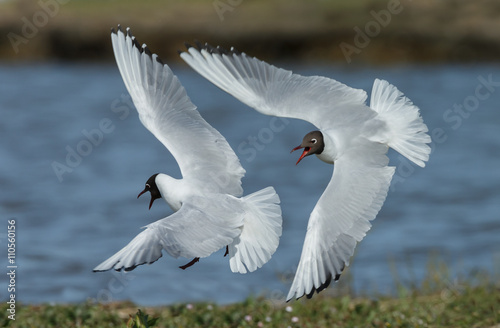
[286,140,395,301]
[180,43,375,130]
[94,195,244,272]
[112,27,245,196]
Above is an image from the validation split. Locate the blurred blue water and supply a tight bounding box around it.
[0,62,499,306]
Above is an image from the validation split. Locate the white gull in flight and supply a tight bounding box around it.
[94,27,282,274]
[180,43,431,300]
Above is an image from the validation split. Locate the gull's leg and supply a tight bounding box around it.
[179,257,200,270]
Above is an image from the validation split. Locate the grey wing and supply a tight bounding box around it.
[286,140,395,301]
[93,195,245,272]
[180,44,374,130]
[112,27,245,196]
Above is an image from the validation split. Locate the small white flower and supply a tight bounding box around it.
[245,315,252,322]
[291,316,299,323]
[265,316,272,322]
[285,305,293,312]
[186,303,193,310]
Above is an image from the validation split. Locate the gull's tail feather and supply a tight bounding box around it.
[370,79,431,167]
[228,187,282,274]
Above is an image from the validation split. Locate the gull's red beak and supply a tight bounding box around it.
[291,146,310,165]
[137,188,154,210]
[137,188,147,199]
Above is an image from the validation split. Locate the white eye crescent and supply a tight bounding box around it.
[146,184,150,188]
[311,138,317,144]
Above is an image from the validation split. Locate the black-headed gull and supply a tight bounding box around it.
[180,44,431,300]
[93,27,282,274]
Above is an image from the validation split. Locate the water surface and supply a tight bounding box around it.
[0,62,499,305]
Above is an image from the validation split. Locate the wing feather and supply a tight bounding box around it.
[180,45,372,130]
[286,140,395,301]
[112,27,245,196]
[94,195,244,272]
[180,43,403,299]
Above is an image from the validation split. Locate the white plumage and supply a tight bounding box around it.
[180,44,431,300]
[94,27,282,274]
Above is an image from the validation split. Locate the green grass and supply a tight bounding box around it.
[1,285,498,327]
[1,261,499,328]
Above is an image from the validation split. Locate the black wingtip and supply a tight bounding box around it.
[230,46,241,56]
[111,24,122,35]
[93,263,140,273]
[132,38,141,51]
[116,27,165,65]
[306,274,334,299]
[98,254,164,273]
[142,44,152,57]
[205,42,217,53]
[123,265,138,272]
[292,268,344,301]
[155,55,164,65]
[194,40,204,51]
[178,42,193,55]
[183,40,242,57]
[216,45,229,55]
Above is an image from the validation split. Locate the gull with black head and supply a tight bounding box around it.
[291,131,325,165]
[180,43,431,300]
[137,173,160,210]
[93,27,282,274]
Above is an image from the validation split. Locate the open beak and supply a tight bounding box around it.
[137,188,148,199]
[291,145,310,165]
[137,188,155,210]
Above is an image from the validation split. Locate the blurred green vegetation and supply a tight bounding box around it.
[1,258,499,327]
[1,0,500,63]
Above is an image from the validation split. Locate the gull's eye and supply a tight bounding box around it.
[145,183,150,189]
[311,138,317,144]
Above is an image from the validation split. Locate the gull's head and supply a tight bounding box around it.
[137,173,161,209]
[291,131,324,165]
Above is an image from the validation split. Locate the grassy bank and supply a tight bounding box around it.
[2,265,499,327]
[1,0,500,63]
[1,285,498,327]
